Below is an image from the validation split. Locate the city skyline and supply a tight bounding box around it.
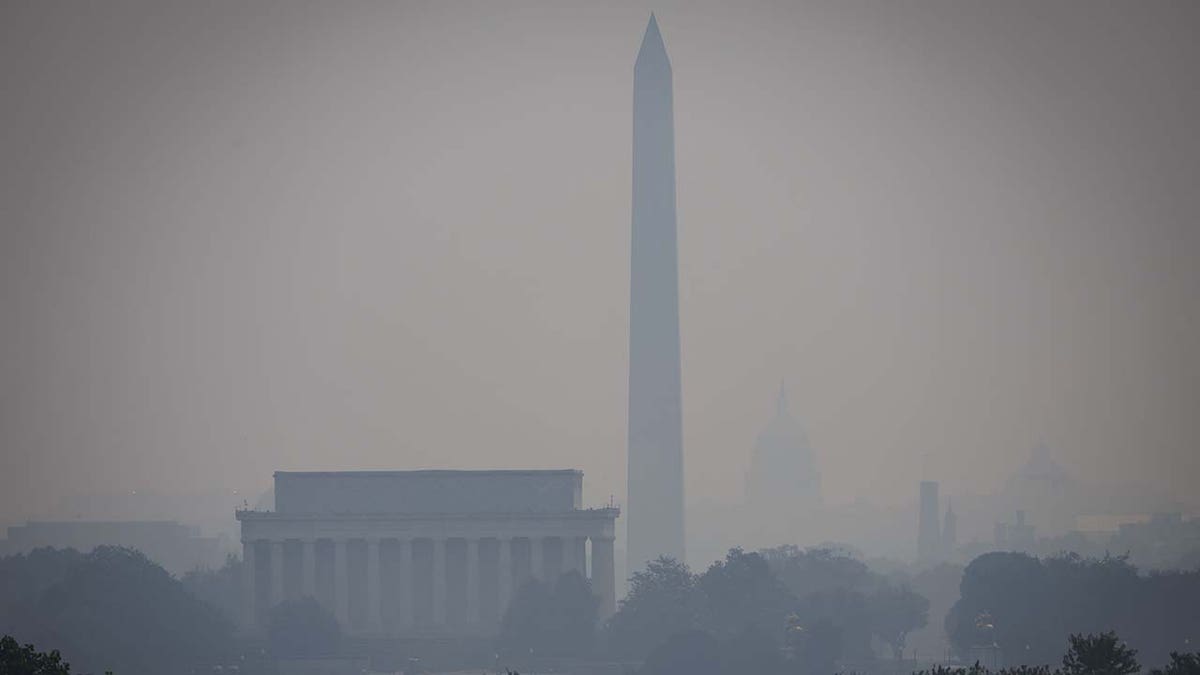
[3,4,1200,674]
[2,2,1198,543]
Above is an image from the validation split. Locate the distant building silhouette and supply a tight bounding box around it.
[236,470,618,636]
[1110,512,1200,569]
[1008,444,1069,489]
[917,481,961,563]
[1005,444,1076,535]
[627,14,685,573]
[0,520,223,575]
[941,501,958,559]
[917,481,942,563]
[745,382,821,512]
[994,509,1036,551]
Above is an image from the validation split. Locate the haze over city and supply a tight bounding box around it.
[1,3,1199,674]
[5,0,1197,538]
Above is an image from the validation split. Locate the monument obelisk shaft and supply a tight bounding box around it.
[627,14,685,574]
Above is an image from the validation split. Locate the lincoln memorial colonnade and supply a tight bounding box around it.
[236,470,618,637]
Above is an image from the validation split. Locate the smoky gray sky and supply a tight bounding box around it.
[2,0,1198,526]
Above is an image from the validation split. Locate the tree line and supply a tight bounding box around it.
[3,544,1199,674]
[946,552,1200,668]
[599,546,930,675]
[914,632,1200,675]
[0,546,233,675]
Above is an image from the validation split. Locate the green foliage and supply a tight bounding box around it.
[605,557,707,659]
[609,547,934,669]
[868,583,930,659]
[698,548,796,641]
[772,545,928,662]
[788,616,843,675]
[946,553,1199,667]
[792,585,872,661]
[267,596,341,657]
[1062,632,1140,675]
[911,663,990,675]
[500,570,599,658]
[999,666,1058,675]
[911,633,1169,675]
[911,663,1059,675]
[1149,653,1200,675]
[0,635,72,675]
[502,578,554,657]
[719,624,785,675]
[0,549,86,616]
[946,552,1050,662]
[547,570,601,656]
[180,553,242,622]
[0,546,234,675]
[621,547,1196,673]
[764,545,875,599]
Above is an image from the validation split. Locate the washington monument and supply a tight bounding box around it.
[627,15,685,573]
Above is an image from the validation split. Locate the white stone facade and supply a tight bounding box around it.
[236,470,618,637]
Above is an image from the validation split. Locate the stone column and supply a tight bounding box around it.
[561,535,577,578]
[530,536,544,582]
[466,538,480,624]
[242,539,257,629]
[592,536,616,619]
[432,538,446,626]
[398,538,413,630]
[576,537,588,576]
[333,538,350,628]
[270,540,284,607]
[497,537,513,618]
[366,537,381,632]
[302,539,316,598]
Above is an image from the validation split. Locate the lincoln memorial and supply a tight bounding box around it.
[235,469,619,637]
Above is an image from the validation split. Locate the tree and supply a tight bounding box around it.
[868,583,930,659]
[946,552,1198,667]
[1000,666,1059,675]
[180,554,242,622]
[793,586,873,661]
[946,552,1065,665]
[1062,632,1140,675]
[764,544,911,662]
[267,596,341,657]
[500,578,554,658]
[500,571,599,658]
[720,623,785,675]
[763,546,875,600]
[788,617,843,675]
[0,548,86,635]
[697,548,796,640]
[0,635,72,675]
[546,571,599,656]
[604,557,706,659]
[0,546,234,675]
[1150,652,1200,675]
[911,664,990,675]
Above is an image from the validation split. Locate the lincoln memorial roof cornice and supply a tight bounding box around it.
[235,507,619,521]
[272,469,583,478]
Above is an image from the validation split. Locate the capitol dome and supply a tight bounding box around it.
[745,383,822,509]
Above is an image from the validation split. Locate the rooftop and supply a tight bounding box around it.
[274,469,582,478]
